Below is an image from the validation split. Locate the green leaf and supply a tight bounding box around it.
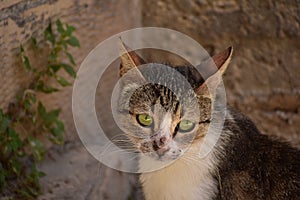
[65,24,75,36]
[54,45,62,54]
[0,116,9,132]
[37,102,47,120]
[38,102,61,126]
[51,121,64,133]
[23,56,31,71]
[44,23,55,45]
[20,44,25,52]
[23,92,36,111]
[20,45,32,72]
[47,109,60,122]
[29,93,37,103]
[38,170,46,178]
[20,163,43,197]
[56,76,71,87]
[61,63,76,78]
[49,133,64,145]
[56,19,65,35]
[24,98,31,111]
[66,36,80,47]
[10,159,21,175]
[36,81,59,93]
[28,135,45,161]
[50,121,64,145]
[31,37,38,48]
[49,64,61,72]
[49,109,60,117]
[7,128,24,152]
[28,163,43,188]
[61,40,68,50]
[65,51,75,65]
[18,189,34,199]
[49,51,57,62]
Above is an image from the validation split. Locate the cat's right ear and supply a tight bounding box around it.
[195,47,233,98]
[119,40,146,78]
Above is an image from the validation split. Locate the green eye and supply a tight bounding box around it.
[136,114,153,127]
[178,120,195,132]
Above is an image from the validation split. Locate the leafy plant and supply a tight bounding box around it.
[0,19,79,198]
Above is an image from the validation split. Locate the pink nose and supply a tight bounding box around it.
[152,136,168,151]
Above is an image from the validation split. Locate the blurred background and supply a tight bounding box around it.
[0,0,299,199]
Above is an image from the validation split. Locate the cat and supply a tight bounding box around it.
[116,42,300,200]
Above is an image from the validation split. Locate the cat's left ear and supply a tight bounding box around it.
[195,47,233,97]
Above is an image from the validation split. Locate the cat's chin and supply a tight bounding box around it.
[143,152,181,162]
[139,152,180,173]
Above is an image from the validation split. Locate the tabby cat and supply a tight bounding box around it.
[116,42,300,200]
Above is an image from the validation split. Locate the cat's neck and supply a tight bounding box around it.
[139,122,233,200]
[140,146,218,200]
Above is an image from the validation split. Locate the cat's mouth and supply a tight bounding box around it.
[141,147,183,161]
[156,147,170,158]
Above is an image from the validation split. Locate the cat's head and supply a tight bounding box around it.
[115,42,232,163]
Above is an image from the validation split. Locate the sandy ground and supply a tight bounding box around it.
[38,140,143,200]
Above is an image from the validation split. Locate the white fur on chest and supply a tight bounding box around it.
[140,146,219,200]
